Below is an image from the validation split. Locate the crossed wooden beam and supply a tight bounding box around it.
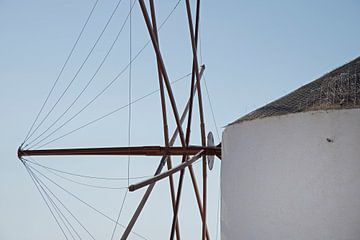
[18,0,221,239]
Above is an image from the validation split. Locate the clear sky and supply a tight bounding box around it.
[1,0,360,239]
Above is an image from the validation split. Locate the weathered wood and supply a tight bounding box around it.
[170,0,210,239]
[137,0,186,147]
[184,0,208,239]
[120,66,206,240]
[18,146,220,158]
[149,0,180,238]
[129,150,204,192]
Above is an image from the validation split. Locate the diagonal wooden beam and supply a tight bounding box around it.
[129,150,204,191]
[149,0,180,238]
[137,2,210,240]
[184,1,209,239]
[170,0,210,239]
[120,66,205,240]
[138,0,186,147]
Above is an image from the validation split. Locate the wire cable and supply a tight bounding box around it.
[27,165,80,240]
[110,1,132,239]
[27,162,97,240]
[26,0,124,143]
[28,161,129,190]
[127,0,133,188]
[110,190,128,240]
[23,0,100,144]
[24,158,151,180]
[26,0,183,149]
[22,161,69,240]
[27,163,97,240]
[198,21,222,240]
[25,163,72,240]
[199,26,221,142]
[203,77,220,142]
[27,0,137,147]
[31,72,191,149]
[26,163,149,240]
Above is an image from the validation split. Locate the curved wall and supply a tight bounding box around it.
[221,109,360,240]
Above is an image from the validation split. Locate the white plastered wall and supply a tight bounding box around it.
[221,109,360,240]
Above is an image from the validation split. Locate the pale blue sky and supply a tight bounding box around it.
[1,0,360,239]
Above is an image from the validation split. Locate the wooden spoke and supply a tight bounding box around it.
[149,0,180,237]
[129,150,204,192]
[120,66,207,240]
[18,146,220,158]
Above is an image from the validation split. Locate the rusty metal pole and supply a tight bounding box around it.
[149,0,180,238]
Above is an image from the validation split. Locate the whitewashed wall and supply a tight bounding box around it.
[221,109,360,240]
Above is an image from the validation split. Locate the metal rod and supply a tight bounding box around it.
[120,67,205,240]
[18,146,220,158]
[149,0,180,238]
[129,150,204,192]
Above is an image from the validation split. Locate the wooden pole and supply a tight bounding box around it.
[129,151,204,192]
[18,146,220,158]
[170,0,210,239]
[184,1,208,239]
[137,2,210,239]
[137,0,186,147]
[120,67,205,240]
[149,0,180,238]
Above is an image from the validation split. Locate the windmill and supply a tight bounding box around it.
[221,57,360,239]
[18,0,221,239]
